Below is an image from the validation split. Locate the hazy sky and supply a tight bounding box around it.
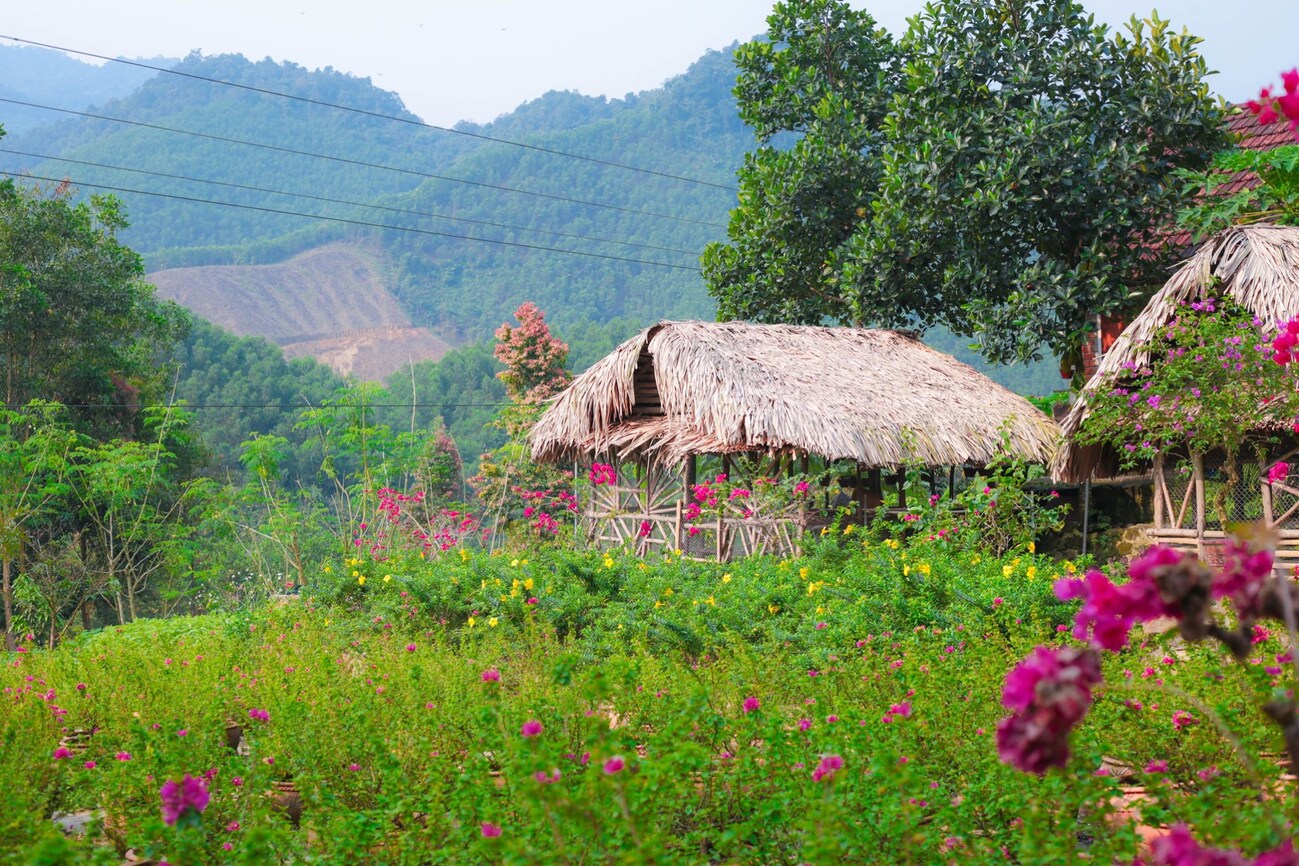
[4,0,1296,126]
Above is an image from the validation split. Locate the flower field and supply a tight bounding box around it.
[4,538,1295,865]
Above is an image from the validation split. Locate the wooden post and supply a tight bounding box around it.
[854,462,865,525]
[1193,452,1207,558]
[1263,456,1276,527]
[947,466,955,499]
[1152,453,1165,529]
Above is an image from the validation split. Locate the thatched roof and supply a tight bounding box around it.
[530,321,1058,468]
[1054,224,1299,482]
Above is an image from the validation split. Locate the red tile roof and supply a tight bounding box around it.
[1163,107,1295,250]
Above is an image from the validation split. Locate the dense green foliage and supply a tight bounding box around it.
[705,0,1229,364]
[3,537,1294,863]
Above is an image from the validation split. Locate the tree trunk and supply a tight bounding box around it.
[1,557,13,651]
[81,599,92,632]
[127,576,137,622]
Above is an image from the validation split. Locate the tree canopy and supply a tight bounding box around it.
[704,0,1229,364]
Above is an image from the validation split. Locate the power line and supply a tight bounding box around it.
[0,148,703,259]
[0,34,739,193]
[0,98,729,230]
[60,401,512,410]
[1,170,702,272]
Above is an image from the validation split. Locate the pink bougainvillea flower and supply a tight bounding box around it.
[534,769,562,784]
[405,643,417,652]
[1148,824,1280,866]
[1145,760,1169,774]
[248,708,269,722]
[520,720,543,738]
[53,747,72,760]
[159,774,210,826]
[1172,710,1198,731]
[83,760,97,769]
[115,751,132,761]
[997,646,1102,775]
[481,668,501,682]
[603,756,625,775]
[1268,462,1291,485]
[742,696,760,713]
[1214,535,1275,618]
[480,822,502,838]
[811,754,843,782]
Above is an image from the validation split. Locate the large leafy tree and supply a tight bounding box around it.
[702,0,899,324]
[705,0,1228,364]
[0,169,189,435]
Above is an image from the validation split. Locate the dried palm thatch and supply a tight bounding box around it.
[530,321,1058,469]
[1054,225,1299,482]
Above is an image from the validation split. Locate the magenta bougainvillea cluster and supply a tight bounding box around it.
[518,487,579,536]
[352,488,480,557]
[1246,68,1299,139]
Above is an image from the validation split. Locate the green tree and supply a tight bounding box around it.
[705,0,1228,365]
[702,0,899,325]
[0,402,76,649]
[0,175,189,435]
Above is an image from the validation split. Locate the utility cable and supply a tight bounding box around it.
[0,98,729,230]
[0,148,703,258]
[0,34,739,192]
[1,170,702,272]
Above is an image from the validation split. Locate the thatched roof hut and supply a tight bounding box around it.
[530,321,1058,468]
[1053,224,1299,482]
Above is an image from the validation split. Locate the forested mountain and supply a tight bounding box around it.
[0,45,166,136]
[1,42,1058,407]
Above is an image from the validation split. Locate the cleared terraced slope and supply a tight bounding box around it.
[150,243,451,379]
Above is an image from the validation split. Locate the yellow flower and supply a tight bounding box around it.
[706,596,716,606]
[322,565,332,573]
[903,564,911,576]
[603,556,615,568]
[843,524,855,535]
[1065,561,1077,574]
[351,570,359,578]
[692,599,699,607]
[522,559,529,565]
[324,618,331,626]
[654,600,663,609]
[489,617,499,628]
[664,588,674,596]
[971,555,981,565]
[357,576,366,585]
[815,605,824,614]
[918,563,932,577]
[524,578,534,590]
[1002,565,1013,578]
[459,548,469,562]
[885,539,900,550]
[768,603,780,614]
[799,567,810,580]
[722,573,732,583]
[674,549,682,557]
[820,527,830,536]
[510,558,520,567]
[383,574,391,583]
[467,616,476,627]
[1026,566,1037,580]
[1028,542,1036,554]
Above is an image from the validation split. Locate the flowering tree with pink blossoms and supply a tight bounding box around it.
[470,303,576,543]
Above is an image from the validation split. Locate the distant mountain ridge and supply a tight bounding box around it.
[0,42,1058,395]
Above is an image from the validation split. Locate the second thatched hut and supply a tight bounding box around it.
[1053,224,1299,561]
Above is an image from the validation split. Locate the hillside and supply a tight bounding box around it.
[0,43,1059,394]
[150,243,452,378]
[0,44,165,136]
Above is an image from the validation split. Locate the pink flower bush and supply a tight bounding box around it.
[160,774,210,826]
[1267,461,1290,485]
[520,720,543,738]
[247,708,269,722]
[1151,824,1298,865]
